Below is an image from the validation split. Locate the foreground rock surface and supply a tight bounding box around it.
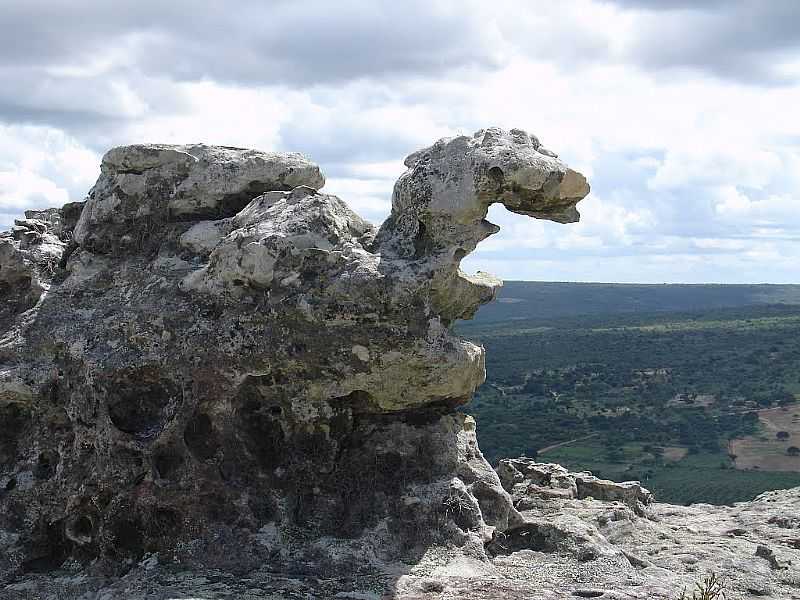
[7,484,800,599]
[2,129,798,599]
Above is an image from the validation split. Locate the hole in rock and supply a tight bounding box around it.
[572,592,605,598]
[407,398,465,426]
[153,448,184,479]
[34,450,59,480]
[65,514,94,544]
[487,165,505,185]
[110,518,144,556]
[184,412,220,461]
[217,181,279,219]
[453,203,573,329]
[4,477,16,491]
[234,378,287,470]
[22,519,71,573]
[74,516,92,537]
[105,368,177,437]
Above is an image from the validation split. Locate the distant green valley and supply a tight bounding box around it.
[457,282,800,506]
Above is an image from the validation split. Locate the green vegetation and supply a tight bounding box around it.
[456,283,800,506]
[677,572,726,600]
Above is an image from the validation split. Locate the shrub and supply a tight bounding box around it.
[677,572,726,600]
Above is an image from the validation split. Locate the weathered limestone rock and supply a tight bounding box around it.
[0,128,588,589]
[73,144,324,253]
[498,458,653,516]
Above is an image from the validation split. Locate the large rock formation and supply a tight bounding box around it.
[2,129,799,600]
[0,128,584,581]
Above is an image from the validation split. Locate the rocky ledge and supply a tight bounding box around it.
[1,129,798,599]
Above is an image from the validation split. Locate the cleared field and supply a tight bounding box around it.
[731,404,800,472]
[662,446,688,462]
[544,440,800,505]
[461,300,800,504]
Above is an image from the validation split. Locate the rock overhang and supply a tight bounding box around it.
[391,127,589,230]
[373,127,590,324]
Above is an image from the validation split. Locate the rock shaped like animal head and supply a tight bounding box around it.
[376,127,590,259]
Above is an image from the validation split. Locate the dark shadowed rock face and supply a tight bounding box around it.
[0,129,588,582]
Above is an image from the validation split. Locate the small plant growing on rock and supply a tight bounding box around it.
[677,572,726,600]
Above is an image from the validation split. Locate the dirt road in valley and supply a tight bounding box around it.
[537,433,599,455]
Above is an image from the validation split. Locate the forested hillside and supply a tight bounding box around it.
[458,283,800,505]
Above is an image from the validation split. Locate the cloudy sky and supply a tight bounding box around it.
[1,0,799,283]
